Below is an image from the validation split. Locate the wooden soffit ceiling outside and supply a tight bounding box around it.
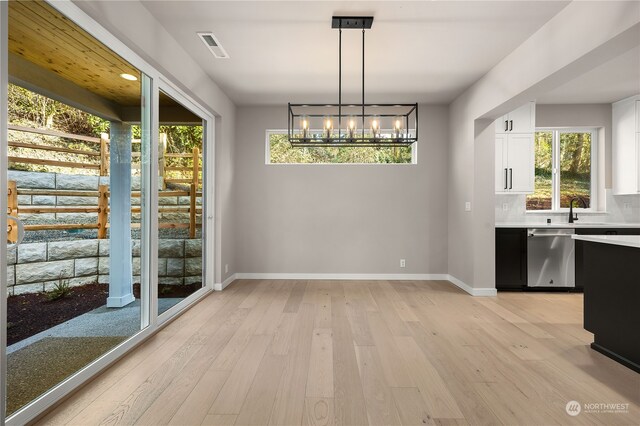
[9,0,142,107]
[8,0,201,125]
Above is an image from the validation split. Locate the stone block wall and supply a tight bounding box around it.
[6,238,203,296]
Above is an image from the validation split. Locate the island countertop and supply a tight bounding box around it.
[572,234,640,249]
[496,222,640,229]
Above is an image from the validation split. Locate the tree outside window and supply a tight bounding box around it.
[527,129,595,211]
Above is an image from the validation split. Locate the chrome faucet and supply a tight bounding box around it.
[568,197,588,223]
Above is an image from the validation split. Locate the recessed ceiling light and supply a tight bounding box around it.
[120,73,138,81]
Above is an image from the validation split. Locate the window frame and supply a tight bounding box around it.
[528,127,598,212]
[265,130,417,165]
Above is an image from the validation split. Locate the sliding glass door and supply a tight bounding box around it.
[2,0,154,416]
[156,88,206,317]
[1,1,214,423]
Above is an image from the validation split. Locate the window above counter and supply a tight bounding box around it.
[526,128,598,212]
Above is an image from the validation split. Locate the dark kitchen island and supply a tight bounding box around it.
[572,235,640,373]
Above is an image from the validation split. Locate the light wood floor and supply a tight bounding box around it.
[38,280,640,425]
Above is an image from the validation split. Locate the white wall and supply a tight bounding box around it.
[448,1,640,289]
[234,105,449,275]
[72,0,237,284]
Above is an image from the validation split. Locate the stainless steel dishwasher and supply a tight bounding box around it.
[527,228,575,288]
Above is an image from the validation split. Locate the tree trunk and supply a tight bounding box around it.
[569,133,584,174]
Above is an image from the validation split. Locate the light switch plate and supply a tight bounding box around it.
[465,202,472,212]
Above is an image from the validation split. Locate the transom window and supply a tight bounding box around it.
[527,128,596,211]
[266,131,415,164]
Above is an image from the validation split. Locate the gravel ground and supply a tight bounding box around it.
[7,336,126,415]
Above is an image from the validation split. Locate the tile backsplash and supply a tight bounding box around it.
[606,191,640,223]
[495,190,640,224]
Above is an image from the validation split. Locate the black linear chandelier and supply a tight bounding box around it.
[287,16,418,148]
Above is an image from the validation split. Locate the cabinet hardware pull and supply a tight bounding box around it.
[509,120,513,131]
[505,168,508,190]
[509,168,513,189]
[505,120,508,132]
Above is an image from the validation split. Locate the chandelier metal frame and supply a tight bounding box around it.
[287,16,418,148]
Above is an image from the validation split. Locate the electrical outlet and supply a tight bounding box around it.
[502,203,509,211]
[400,259,406,268]
[623,202,632,212]
[465,202,472,212]
[225,264,229,274]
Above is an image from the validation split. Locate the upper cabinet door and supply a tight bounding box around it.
[507,134,535,193]
[508,102,536,133]
[495,114,509,134]
[612,95,640,194]
[495,134,508,192]
[637,133,640,193]
[494,102,535,133]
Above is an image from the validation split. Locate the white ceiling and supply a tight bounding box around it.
[142,1,569,106]
[537,46,640,104]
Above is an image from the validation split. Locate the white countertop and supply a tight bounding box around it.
[496,222,640,229]
[572,235,640,249]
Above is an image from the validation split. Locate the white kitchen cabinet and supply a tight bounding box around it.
[495,102,536,134]
[495,134,507,192]
[637,133,640,192]
[495,133,534,193]
[612,95,640,194]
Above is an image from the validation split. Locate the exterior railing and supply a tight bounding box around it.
[7,125,203,240]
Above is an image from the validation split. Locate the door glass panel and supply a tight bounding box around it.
[5,1,149,415]
[559,131,591,208]
[157,91,204,315]
[527,131,553,210]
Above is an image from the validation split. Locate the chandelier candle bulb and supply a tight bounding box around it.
[348,117,357,140]
[371,117,380,139]
[394,117,403,139]
[324,117,333,140]
[300,116,309,139]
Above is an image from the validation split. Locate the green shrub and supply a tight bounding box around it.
[47,278,72,301]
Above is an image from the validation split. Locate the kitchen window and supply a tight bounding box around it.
[266,131,416,164]
[527,128,597,211]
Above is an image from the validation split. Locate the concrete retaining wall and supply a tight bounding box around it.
[6,238,203,296]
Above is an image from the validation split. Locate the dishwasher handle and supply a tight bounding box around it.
[528,232,574,238]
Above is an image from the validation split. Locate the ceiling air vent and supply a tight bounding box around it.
[197,32,229,59]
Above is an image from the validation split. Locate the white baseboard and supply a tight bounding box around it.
[221,272,496,297]
[446,274,497,297]
[213,273,237,291]
[234,273,450,281]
